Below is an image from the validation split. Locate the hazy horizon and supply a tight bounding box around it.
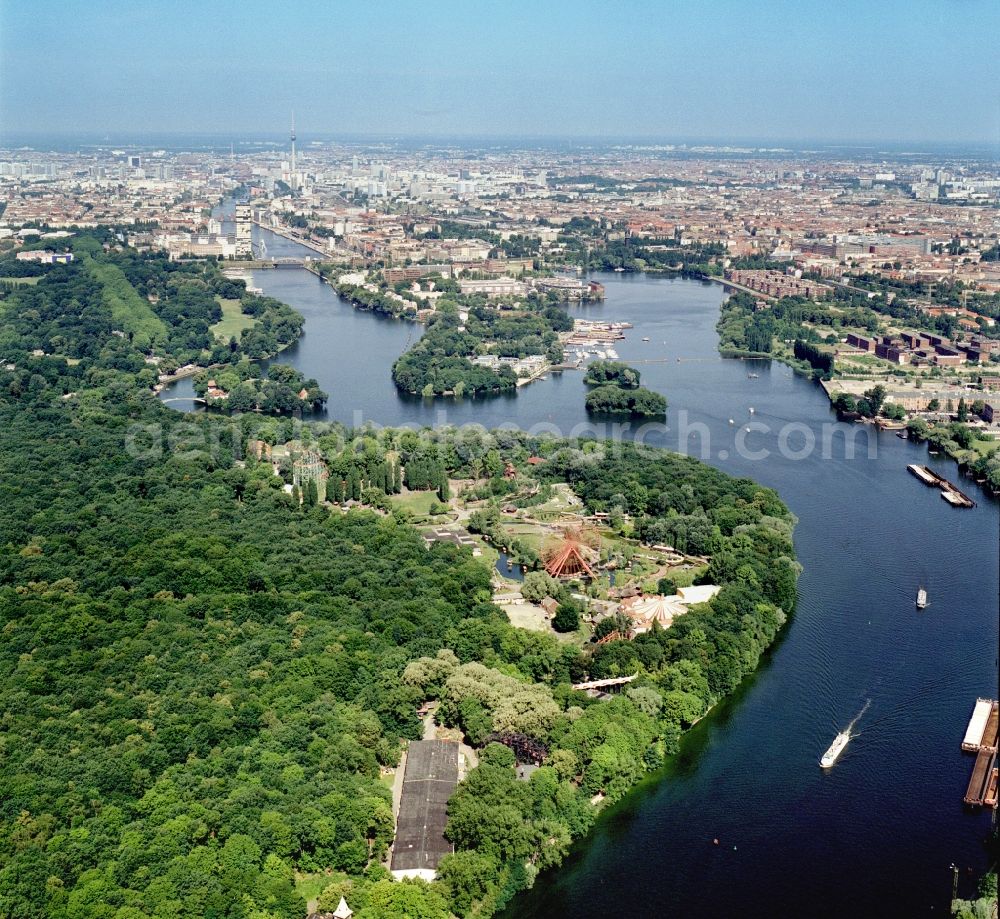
[2,0,998,146]
[1,130,997,161]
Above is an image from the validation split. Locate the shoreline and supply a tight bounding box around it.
[707,275,999,496]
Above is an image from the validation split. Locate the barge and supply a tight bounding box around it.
[962,699,999,808]
[907,464,976,508]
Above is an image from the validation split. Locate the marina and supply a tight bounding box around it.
[565,319,632,347]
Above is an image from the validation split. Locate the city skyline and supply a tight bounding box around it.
[2,0,998,145]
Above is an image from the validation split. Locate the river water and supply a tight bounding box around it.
[162,227,999,916]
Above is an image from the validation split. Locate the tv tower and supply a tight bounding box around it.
[290,111,297,191]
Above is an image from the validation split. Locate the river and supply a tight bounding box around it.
[162,226,999,916]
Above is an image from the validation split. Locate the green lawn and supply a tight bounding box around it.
[0,276,41,286]
[87,258,168,349]
[390,489,442,517]
[969,437,1000,458]
[210,297,255,341]
[294,873,330,907]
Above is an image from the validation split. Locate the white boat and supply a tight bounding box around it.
[916,586,928,609]
[820,730,851,768]
[642,337,650,342]
[821,700,869,768]
[606,349,619,359]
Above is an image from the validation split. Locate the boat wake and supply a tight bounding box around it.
[846,699,871,734]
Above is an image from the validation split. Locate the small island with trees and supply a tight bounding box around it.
[585,384,667,417]
[583,359,666,418]
[583,359,642,388]
[583,359,664,417]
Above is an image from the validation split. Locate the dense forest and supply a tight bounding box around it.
[0,235,800,918]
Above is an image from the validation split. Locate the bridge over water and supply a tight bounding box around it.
[224,257,319,269]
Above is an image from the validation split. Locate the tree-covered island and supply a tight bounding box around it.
[320,268,576,398]
[585,384,667,417]
[583,359,642,388]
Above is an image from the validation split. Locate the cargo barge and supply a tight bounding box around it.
[962,699,999,808]
[907,464,976,508]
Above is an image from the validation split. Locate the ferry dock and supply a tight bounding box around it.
[907,464,977,508]
[961,699,998,808]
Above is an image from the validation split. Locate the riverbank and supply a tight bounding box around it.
[712,279,1000,493]
[251,219,329,256]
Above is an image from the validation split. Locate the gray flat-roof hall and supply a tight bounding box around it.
[390,740,459,880]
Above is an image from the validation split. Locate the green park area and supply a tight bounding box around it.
[0,276,41,286]
[210,296,256,340]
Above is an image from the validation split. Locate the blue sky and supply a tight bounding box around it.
[2,0,998,144]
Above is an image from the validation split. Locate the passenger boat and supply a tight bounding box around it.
[916,586,928,609]
[820,730,851,768]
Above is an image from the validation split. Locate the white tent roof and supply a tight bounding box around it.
[625,595,687,628]
[677,584,722,605]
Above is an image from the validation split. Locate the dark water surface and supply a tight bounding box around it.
[162,231,998,916]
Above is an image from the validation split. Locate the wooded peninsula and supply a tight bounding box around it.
[0,235,798,919]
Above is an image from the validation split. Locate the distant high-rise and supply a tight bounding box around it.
[235,203,253,257]
[290,112,297,191]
